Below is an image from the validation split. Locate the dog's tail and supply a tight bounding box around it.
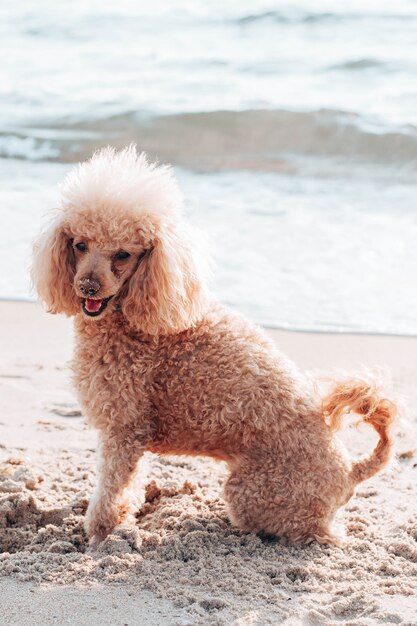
[321,376,396,486]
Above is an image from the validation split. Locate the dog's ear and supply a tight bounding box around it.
[31,217,78,316]
[122,221,208,335]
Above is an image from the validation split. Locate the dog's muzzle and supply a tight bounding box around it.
[82,296,113,317]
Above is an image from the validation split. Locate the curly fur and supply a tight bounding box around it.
[32,146,396,547]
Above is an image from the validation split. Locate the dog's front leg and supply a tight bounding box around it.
[85,433,144,548]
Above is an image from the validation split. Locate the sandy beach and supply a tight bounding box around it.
[0,300,416,625]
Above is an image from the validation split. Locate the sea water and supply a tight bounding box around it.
[1,0,417,334]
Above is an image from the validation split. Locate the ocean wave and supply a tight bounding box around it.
[329,58,385,71]
[236,11,336,25]
[0,134,59,161]
[5,109,417,170]
[234,10,412,26]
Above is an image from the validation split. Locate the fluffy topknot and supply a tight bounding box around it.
[60,145,183,219]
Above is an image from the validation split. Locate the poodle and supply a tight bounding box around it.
[31,146,396,548]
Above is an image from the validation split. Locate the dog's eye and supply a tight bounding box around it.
[115,250,131,260]
[75,242,87,252]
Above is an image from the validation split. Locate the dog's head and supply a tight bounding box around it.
[31,146,209,335]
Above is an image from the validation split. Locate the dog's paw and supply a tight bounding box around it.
[87,534,102,553]
[84,500,120,539]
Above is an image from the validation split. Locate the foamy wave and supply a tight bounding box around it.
[6,109,417,171]
[0,134,59,161]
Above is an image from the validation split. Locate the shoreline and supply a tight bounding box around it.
[0,299,416,625]
[2,296,416,340]
[1,298,417,373]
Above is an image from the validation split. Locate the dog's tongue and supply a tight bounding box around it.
[85,298,102,313]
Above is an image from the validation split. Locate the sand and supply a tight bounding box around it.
[0,300,416,625]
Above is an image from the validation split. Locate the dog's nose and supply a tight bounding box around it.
[79,276,101,297]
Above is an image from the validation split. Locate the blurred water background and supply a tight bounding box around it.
[1,0,417,334]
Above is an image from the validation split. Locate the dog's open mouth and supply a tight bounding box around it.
[81,296,113,317]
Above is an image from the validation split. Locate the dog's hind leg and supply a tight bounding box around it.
[223,453,338,544]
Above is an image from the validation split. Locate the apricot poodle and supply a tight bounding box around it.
[32,146,396,548]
